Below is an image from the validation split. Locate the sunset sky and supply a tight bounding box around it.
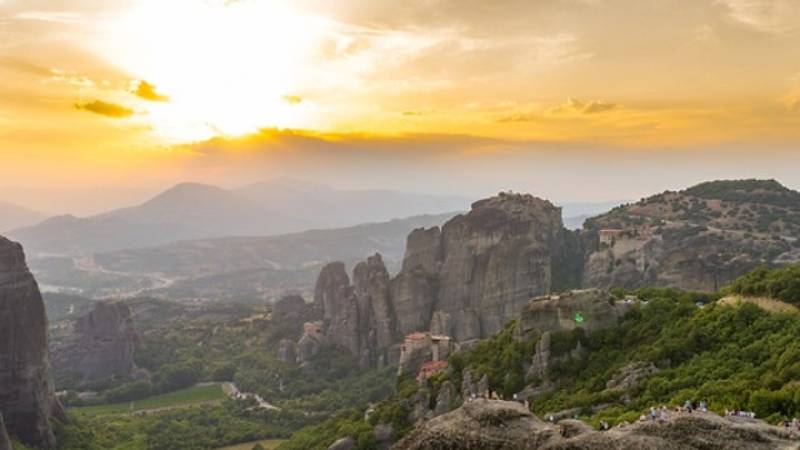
[1,0,800,214]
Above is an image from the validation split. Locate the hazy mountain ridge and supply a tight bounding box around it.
[8,179,471,256]
[0,201,47,232]
[33,212,458,300]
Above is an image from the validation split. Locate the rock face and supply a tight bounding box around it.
[314,193,582,367]
[0,236,62,449]
[392,400,798,450]
[296,321,327,367]
[518,289,630,337]
[272,293,313,323]
[313,181,800,369]
[427,193,581,341]
[52,300,139,385]
[582,179,800,291]
[0,414,11,450]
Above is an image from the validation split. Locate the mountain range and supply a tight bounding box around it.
[8,179,471,256]
[0,201,46,233]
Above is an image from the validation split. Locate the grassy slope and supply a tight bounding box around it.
[73,383,226,415]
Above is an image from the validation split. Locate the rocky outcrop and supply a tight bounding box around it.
[519,289,630,337]
[397,332,453,377]
[605,362,659,391]
[352,254,396,366]
[0,236,62,449]
[327,436,355,450]
[296,321,327,367]
[582,179,800,291]
[392,399,798,450]
[272,294,314,323]
[314,193,582,367]
[314,262,360,357]
[431,193,581,341]
[52,300,139,385]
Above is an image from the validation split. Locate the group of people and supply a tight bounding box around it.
[638,405,672,423]
[780,418,799,433]
[681,400,709,413]
[725,409,756,418]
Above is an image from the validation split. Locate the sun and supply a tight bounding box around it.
[94,0,326,142]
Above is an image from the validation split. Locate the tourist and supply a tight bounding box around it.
[650,406,657,420]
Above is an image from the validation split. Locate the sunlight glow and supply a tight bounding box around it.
[95,0,327,142]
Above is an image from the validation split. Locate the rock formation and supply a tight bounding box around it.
[392,399,798,450]
[312,181,800,369]
[0,236,63,449]
[313,192,582,367]
[0,414,11,450]
[296,321,327,367]
[397,332,453,377]
[51,300,139,385]
[272,293,313,324]
[518,289,630,337]
[581,179,800,291]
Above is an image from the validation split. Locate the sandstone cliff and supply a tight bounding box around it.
[0,236,63,449]
[392,399,798,450]
[51,300,139,386]
[314,193,582,366]
[0,414,11,450]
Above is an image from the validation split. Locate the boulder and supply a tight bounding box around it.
[327,436,355,450]
[0,236,62,449]
[374,423,394,450]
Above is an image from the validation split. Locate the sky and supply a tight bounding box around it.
[1,0,799,214]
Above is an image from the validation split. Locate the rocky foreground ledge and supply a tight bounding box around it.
[392,399,800,450]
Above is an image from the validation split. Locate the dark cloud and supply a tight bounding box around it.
[134,80,169,102]
[75,100,134,118]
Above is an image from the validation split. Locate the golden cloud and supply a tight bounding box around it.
[75,100,134,118]
[134,81,169,102]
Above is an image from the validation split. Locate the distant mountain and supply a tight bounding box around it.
[8,180,470,256]
[0,201,46,232]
